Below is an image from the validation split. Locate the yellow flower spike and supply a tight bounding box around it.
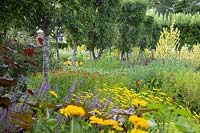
[49,90,58,98]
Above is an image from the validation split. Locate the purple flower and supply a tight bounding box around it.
[65,80,77,103]
[80,80,83,87]
[35,85,41,98]
[21,95,29,112]
[77,97,81,103]
[42,82,50,97]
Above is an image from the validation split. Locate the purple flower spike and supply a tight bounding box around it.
[77,97,81,103]
[80,80,83,87]
[42,82,50,97]
[65,80,77,103]
[35,85,41,98]
[21,95,29,112]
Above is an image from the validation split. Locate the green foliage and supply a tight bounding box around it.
[117,0,147,53]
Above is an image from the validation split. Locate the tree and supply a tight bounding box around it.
[19,0,68,83]
[87,0,121,60]
[149,0,178,19]
[117,0,147,63]
[175,0,200,14]
[62,0,94,66]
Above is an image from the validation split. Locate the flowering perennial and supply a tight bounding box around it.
[132,99,147,107]
[129,115,150,129]
[131,128,148,133]
[89,116,123,131]
[59,105,85,117]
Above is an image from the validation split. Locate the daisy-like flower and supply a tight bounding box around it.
[59,105,85,117]
[132,99,147,107]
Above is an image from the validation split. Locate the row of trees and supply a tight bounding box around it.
[1,0,200,84]
[0,0,148,82]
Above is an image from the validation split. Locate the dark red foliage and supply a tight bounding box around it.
[3,56,21,68]
[2,45,15,52]
[24,59,39,67]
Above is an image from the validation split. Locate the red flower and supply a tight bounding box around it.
[27,89,34,96]
[23,48,41,56]
[38,37,43,45]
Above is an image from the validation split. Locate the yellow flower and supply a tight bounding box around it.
[132,99,147,107]
[59,105,85,117]
[113,125,124,131]
[103,119,118,126]
[100,130,104,133]
[79,61,83,66]
[76,61,79,66]
[89,116,104,125]
[131,128,148,133]
[93,108,102,115]
[129,115,150,129]
[49,90,58,98]
[109,131,115,133]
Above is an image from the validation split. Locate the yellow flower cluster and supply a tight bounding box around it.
[129,115,150,129]
[131,128,148,133]
[59,105,85,117]
[63,60,83,67]
[132,99,147,107]
[89,116,123,131]
[49,90,58,98]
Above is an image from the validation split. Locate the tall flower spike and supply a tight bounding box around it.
[42,82,50,98]
[35,85,41,98]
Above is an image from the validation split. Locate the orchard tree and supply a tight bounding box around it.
[87,0,121,60]
[117,0,147,63]
[62,0,94,66]
[19,0,67,84]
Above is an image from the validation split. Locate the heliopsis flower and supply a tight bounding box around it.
[49,90,58,98]
[132,99,147,107]
[129,115,150,129]
[59,105,85,117]
[131,128,148,133]
[89,116,104,125]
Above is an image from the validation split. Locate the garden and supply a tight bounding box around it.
[0,0,200,133]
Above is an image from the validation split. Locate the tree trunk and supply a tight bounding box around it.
[120,51,124,63]
[91,47,97,60]
[72,41,78,67]
[43,33,50,84]
[137,49,143,64]
[151,49,155,60]
[55,30,60,62]
[125,52,129,64]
